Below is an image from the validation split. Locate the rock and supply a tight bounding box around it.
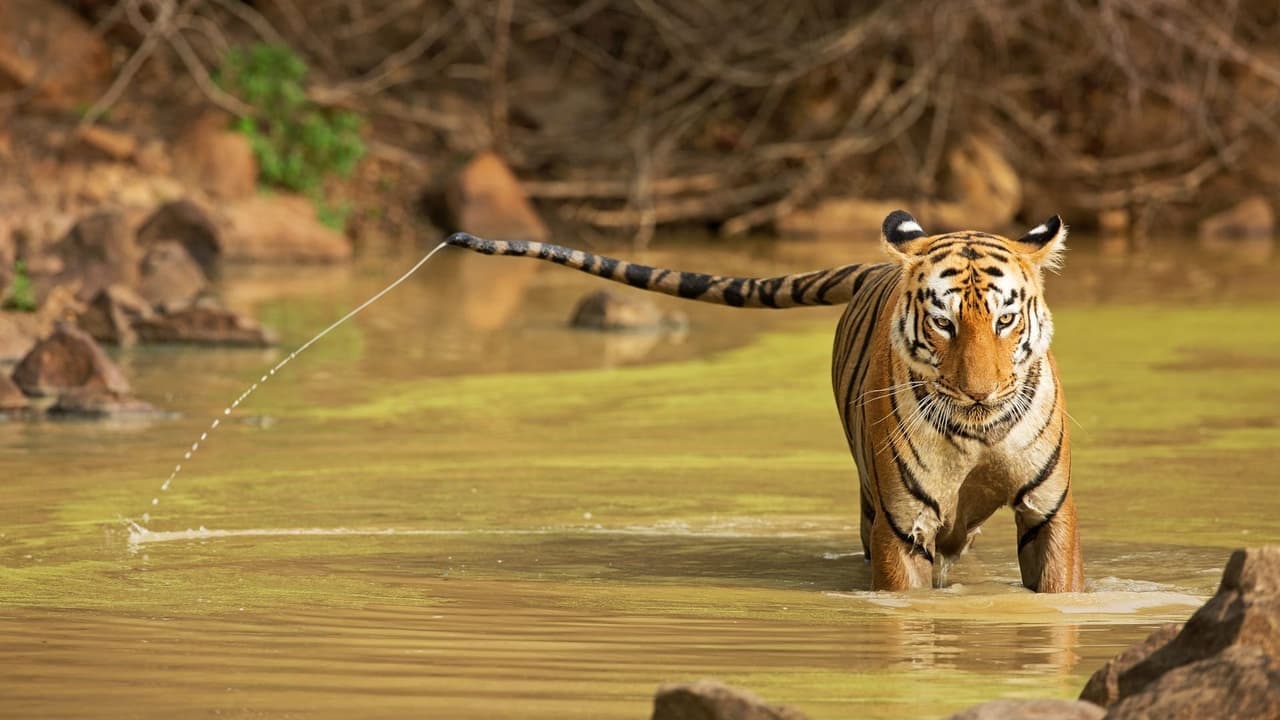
[1080,546,1280,712]
[12,322,130,397]
[138,241,208,312]
[0,371,28,411]
[777,135,1019,236]
[133,304,275,347]
[652,680,808,720]
[1078,623,1182,707]
[1104,646,1280,720]
[171,111,259,200]
[447,151,549,241]
[0,0,112,109]
[1199,196,1275,241]
[0,285,83,362]
[569,289,688,332]
[48,387,159,419]
[72,125,138,162]
[76,284,154,346]
[944,698,1103,720]
[53,211,140,300]
[221,195,352,263]
[136,201,222,279]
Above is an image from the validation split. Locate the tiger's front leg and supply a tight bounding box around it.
[869,514,935,590]
[1013,460,1084,593]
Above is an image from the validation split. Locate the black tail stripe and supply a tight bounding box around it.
[815,265,861,303]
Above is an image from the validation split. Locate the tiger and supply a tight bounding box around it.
[445,209,1083,592]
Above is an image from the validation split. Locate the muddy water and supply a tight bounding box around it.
[2,234,1278,719]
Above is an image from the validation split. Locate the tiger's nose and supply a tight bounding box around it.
[961,387,995,403]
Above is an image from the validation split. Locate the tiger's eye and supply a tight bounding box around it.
[933,316,954,332]
[996,313,1016,329]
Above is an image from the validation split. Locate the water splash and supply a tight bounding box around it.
[132,242,450,530]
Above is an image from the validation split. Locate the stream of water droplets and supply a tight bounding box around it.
[128,242,450,538]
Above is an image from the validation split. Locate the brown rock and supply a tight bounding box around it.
[1115,547,1280,699]
[777,136,1020,237]
[221,195,352,263]
[12,322,129,397]
[136,201,222,278]
[49,387,159,419]
[1104,646,1280,720]
[0,371,28,411]
[0,0,112,109]
[171,111,259,200]
[945,699,1104,720]
[76,284,154,346]
[1081,547,1280,713]
[1079,623,1182,707]
[53,211,140,300]
[1199,196,1275,241]
[570,289,687,332]
[0,285,84,362]
[138,241,208,312]
[73,125,138,162]
[652,680,807,720]
[134,304,275,347]
[447,152,549,242]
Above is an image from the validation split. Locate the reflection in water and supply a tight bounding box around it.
[0,233,1277,719]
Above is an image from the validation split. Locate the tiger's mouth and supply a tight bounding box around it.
[928,381,1015,420]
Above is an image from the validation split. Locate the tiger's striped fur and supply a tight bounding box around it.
[446,211,1083,593]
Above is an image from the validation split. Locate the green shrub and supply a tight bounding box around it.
[3,261,37,313]
[219,44,365,197]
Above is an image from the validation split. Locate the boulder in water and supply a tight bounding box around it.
[76,284,154,347]
[1079,546,1280,715]
[12,322,130,397]
[138,241,208,312]
[133,303,275,347]
[651,679,807,720]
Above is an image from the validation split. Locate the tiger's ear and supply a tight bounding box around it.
[1013,215,1067,269]
[881,210,930,262]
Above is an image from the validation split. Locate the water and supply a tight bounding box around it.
[1,235,1278,718]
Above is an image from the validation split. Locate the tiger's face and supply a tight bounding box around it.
[881,210,1066,426]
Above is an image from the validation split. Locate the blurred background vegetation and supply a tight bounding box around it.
[3,0,1280,255]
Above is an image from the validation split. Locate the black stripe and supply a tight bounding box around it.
[759,277,785,308]
[894,455,941,518]
[623,264,652,288]
[598,257,619,278]
[677,272,715,299]
[791,270,826,304]
[1013,423,1065,508]
[1018,485,1069,552]
[815,265,860,303]
[723,278,747,307]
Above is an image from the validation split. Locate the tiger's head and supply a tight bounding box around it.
[880,210,1066,425]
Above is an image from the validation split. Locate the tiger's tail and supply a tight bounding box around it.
[445,232,875,308]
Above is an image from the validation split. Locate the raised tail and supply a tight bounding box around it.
[445,232,884,308]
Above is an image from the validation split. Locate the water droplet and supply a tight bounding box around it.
[200,433,207,441]
[184,452,191,460]
[224,408,231,415]
[151,498,158,506]
[191,442,199,452]
[161,480,170,491]
[211,419,220,429]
